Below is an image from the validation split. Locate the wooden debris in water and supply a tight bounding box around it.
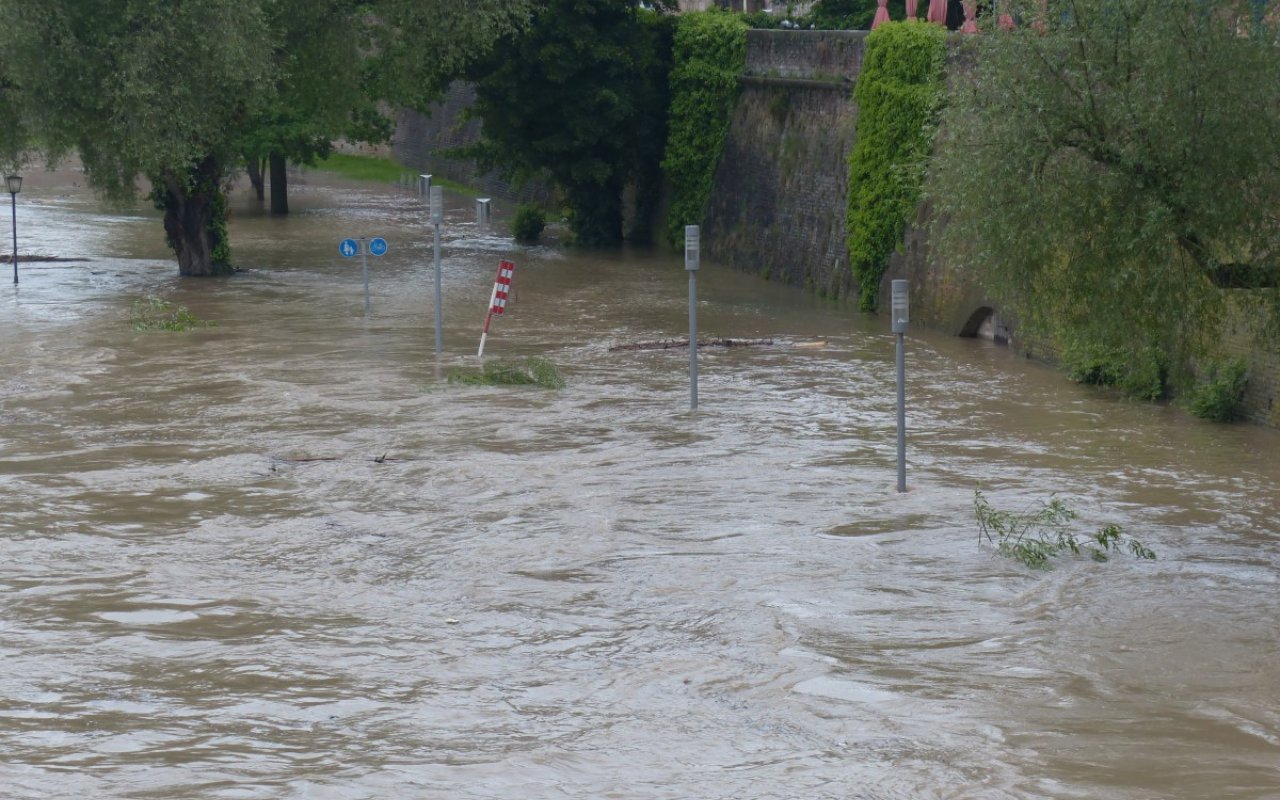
[608,337,774,352]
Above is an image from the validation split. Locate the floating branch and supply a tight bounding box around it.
[609,337,775,352]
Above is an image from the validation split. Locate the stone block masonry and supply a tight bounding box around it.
[702,31,866,299]
[393,83,553,206]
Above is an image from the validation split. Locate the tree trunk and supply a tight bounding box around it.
[269,151,289,215]
[155,156,233,277]
[246,156,265,201]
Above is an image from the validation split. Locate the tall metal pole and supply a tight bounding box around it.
[686,225,700,410]
[891,279,909,493]
[10,191,17,285]
[689,269,698,410]
[896,330,905,492]
[431,185,443,355]
[359,237,370,312]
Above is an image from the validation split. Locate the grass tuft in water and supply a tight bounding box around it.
[131,296,215,332]
[975,489,1155,570]
[447,357,566,390]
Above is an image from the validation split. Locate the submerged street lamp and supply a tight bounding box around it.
[6,174,21,285]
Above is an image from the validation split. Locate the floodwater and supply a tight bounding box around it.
[1,166,1277,800]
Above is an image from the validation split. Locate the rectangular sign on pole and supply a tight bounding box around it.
[891,279,909,333]
[478,260,516,358]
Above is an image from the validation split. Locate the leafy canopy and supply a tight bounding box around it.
[0,0,276,198]
[0,0,533,194]
[930,0,1280,370]
[464,0,674,247]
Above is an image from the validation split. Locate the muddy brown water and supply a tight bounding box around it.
[1,167,1277,799]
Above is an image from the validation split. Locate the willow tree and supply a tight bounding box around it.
[930,0,1280,391]
[0,0,275,275]
[0,0,532,277]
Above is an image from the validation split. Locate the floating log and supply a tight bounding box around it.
[0,255,91,263]
[608,337,774,352]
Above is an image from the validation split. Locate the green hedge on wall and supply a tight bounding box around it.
[846,21,946,310]
[661,11,748,251]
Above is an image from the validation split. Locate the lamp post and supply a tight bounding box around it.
[6,174,20,285]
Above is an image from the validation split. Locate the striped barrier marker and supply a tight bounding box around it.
[478,259,516,357]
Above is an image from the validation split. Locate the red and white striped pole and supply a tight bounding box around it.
[478,259,516,357]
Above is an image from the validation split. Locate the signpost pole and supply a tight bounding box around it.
[360,238,370,312]
[431,185,444,355]
[685,225,700,411]
[891,279,909,493]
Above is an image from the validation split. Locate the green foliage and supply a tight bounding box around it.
[1060,337,1168,401]
[809,0,911,30]
[370,0,536,112]
[313,154,407,184]
[931,0,1280,377]
[846,21,946,310]
[447,357,566,389]
[0,0,530,275]
[131,296,215,332]
[661,11,747,250]
[464,0,674,247]
[1187,358,1249,422]
[238,0,387,181]
[512,204,547,243]
[974,490,1155,571]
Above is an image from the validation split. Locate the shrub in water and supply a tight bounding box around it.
[447,357,565,389]
[1187,358,1248,422]
[512,204,546,243]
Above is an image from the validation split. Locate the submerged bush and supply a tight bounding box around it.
[1060,339,1168,401]
[512,204,546,243]
[1187,358,1248,422]
[447,357,566,389]
[131,296,214,332]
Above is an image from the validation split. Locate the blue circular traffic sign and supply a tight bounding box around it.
[369,237,388,257]
[339,238,359,258]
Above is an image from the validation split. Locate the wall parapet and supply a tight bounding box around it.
[744,29,868,80]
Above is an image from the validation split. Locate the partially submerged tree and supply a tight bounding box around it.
[0,0,533,276]
[1,0,275,275]
[241,0,390,215]
[244,0,534,215]
[930,0,1280,382]
[464,0,674,247]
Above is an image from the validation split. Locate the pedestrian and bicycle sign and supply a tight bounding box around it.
[339,237,389,257]
[338,236,389,312]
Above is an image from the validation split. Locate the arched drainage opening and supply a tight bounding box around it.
[959,307,1010,345]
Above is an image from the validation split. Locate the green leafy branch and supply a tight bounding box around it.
[130,296,215,332]
[975,489,1155,570]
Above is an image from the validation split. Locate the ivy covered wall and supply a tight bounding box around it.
[845,21,946,310]
[661,11,748,250]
